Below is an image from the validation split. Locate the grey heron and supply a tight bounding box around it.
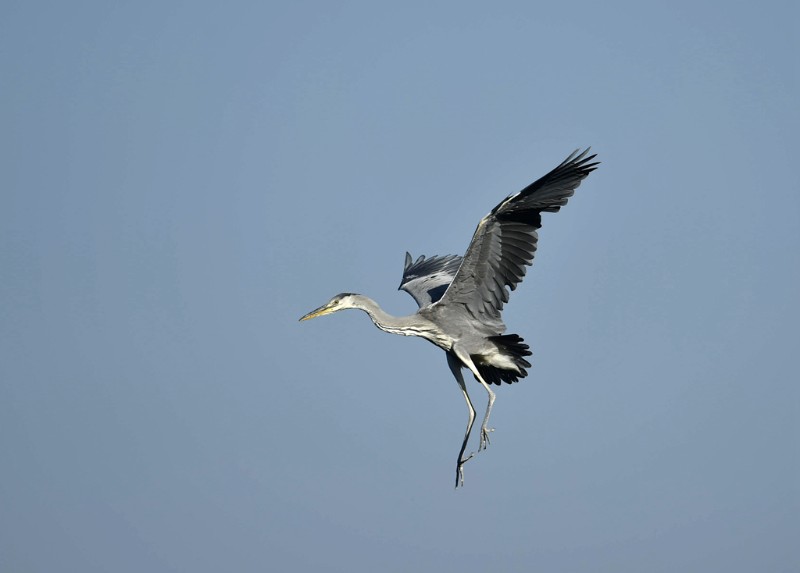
[300,149,599,487]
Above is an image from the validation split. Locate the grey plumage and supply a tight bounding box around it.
[399,253,463,307]
[300,148,599,487]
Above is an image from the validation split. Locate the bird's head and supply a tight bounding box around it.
[299,293,360,321]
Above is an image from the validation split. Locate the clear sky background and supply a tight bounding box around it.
[2,1,798,571]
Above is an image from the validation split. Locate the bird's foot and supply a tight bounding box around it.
[455,452,475,488]
[479,426,494,451]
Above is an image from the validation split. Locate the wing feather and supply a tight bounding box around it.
[399,252,463,308]
[437,149,599,321]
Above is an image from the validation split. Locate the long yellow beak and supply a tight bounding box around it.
[299,304,334,321]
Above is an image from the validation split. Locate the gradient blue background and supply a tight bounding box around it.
[2,1,798,571]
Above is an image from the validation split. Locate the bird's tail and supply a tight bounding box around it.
[475,334,532,385]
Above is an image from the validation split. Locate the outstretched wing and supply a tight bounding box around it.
[437,149,599,321]
[399,252,463,308]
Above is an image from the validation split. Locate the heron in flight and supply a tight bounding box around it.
[300,149,599,486]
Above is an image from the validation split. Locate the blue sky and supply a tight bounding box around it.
[2,1,798,571]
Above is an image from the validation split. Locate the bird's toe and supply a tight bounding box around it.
[480,427,494,450]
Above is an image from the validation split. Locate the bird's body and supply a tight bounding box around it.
[300,149,599,486]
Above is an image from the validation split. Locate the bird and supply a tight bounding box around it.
[300,149,599,487]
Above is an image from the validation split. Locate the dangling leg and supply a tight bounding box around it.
[475,376,495,451]
[453,348,496,452]
[447,351,475,488]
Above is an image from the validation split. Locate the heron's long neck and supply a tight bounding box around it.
[351,295,420,336]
